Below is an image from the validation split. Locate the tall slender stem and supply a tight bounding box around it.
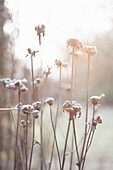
[49,66,62,170]
[69,135,74,170]
[50,106,61,170]
[10,90,25,170]
[72,119,80,164]
[29,55,35,170]
[14,88,21,170]
[25,114,28,170]
[80,54,90,169]
[61,115,71,170]
[29,117,35,170]
[31,56,35,101]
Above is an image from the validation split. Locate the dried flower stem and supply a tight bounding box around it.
[80,54,90,169]
[50,106,61,170]
[72,118,80,164]
[9,90,25,170]
[29,117,35,170]
[14,88,21,170]
[69,135,74,170]
[29,55,35,170]
[49,66,62,170]
[61,115,71,170]
[25,114,28,170]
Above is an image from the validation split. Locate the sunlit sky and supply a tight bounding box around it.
[4,0,113,68]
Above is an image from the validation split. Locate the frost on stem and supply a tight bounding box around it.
[45,97,54,106]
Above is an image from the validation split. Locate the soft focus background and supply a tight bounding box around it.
[0,0,113,169]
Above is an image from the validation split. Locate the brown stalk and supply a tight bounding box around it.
[79,53,90,169]
[49,66,62,170]
[25,114,28,170]
[14,88,21,170]
[9,90,25,170]
[50,106,61,170]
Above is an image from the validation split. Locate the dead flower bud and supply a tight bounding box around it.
[26,48,39,57]
[34,78,42,85]
[82,45,97,56]
[45,97,54,106]
[65,107,74,114]
[14,80,22,87]
[63,100,71,111]
[32,101,42,111]
[55,59,62,67]
[43,66,52,78]
[96,116,102,124]
[22,78,27,84]
[90,94,105,105]
[32,110,39,119]
[21,120,26,127]
[20,84,28,92]
[21,104,34,114]
[67,38,83,49]
[62,62,68,68]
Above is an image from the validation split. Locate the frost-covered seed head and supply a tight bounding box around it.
[63,100,72,111]
[45,97,54,106]
[55,59,62,67]
[62,62,68,68]
[20,84,28,92]
[32,101,42,111]
[32,110,39,119]
[90,94,105,105]
[67,38,83,49]
[82,45,97,56]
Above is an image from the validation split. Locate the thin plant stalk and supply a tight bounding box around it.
[25,114,28,170]
[49,66,62,170]
[72,119,80,164]
[50,106,61,170]
[14,88,21,170]
[80,53,90,169]
[29,55,35,170]
[61,114,71,170]
[69,135,74,170]
[29,117,35,170]
[9,90,25,170]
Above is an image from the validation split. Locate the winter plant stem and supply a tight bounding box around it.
[25,114,28,170]
[29,117,35,170]
[49,66,62,170]
[80,54,90,169]
[72,119,80,164]
[29,54,35,170]
[14,88,21,170]
[9,90,25,170]
[61,114,71,170]
[50,106,61,170]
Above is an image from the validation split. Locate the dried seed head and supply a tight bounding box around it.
[90,94,105,105]
[14,80,22,87]
[43,66,52,78]
[21,120,26,127]
[20,84,28,92]
[82,45,97,56]
[22,78,27,84]
[32,101,42,111]
[62,62,68,68]
[21,104,34,114]
[63,100,71,111]
[67,38,83,49]
[55,59,62,67]
[96,115,102,124]
[45,97,54,106]
[65,107,74,114]
[34,78,42,85]
[26,48,39,57]
[32,110,39,119]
